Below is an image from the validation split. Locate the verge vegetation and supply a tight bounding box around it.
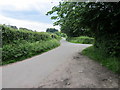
[67,36,94,44]
[82,46,120,74]
[1,24,60,65]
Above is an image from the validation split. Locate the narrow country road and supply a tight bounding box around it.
[2,39,91,88]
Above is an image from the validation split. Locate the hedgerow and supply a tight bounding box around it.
[1,25,52,45]
[1,24,61,65]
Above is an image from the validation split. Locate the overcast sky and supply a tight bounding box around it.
[0,0,61,32]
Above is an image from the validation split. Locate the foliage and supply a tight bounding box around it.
[1,25,52,45]
[46,27,67,38]
[54,32,61,36]
[60,32,67,38]
[67,36,94,44]
[1,24,61,65]
[46,2,93,37]
[46,28,58,33]
[82,46,120,74]
[2,39,60,65]
[50,33,61,40]
[19,27,33,32]
[46,2,120,57]
[53,31,67,38]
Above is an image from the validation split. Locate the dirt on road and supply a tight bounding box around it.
[38,52,119,88]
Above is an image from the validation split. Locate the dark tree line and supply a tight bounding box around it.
[46,28,58,33]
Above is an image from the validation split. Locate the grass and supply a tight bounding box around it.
[82,46,120,74]
[67,36,94,44]
[2,39,60,65]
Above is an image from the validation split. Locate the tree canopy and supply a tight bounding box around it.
[46,28,58,33]
[47,2,120,57]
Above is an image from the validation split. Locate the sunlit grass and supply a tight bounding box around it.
[67,36,94,44]
[82,46,120,74]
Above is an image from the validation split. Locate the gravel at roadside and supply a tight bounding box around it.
[38,52,119,88]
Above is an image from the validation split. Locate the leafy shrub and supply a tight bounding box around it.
[67,36,94,44]
[2,39,60,65]
[60,33,67,38]
[94,33,120,57]
[1,24,61,65]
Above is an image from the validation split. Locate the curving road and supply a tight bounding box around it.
[2,39,91,88]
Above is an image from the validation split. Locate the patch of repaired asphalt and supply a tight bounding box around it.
[38,53,119,88]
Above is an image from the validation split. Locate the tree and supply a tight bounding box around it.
[46,2,120,57]
[46,28,58,33]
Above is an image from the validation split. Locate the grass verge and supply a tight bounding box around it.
[82,46,120,74]
[67,36,94,44]
[2,39,60,65]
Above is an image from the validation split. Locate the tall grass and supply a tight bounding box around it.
[67,36,94,44]
[82,46,120,74]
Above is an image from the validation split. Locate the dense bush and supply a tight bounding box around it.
[82,46,120,74]
[94,32,120,57]
[2,39,60,65]
[50,33,61,40]
[67,36,94,44]
[47,31,67,39]
[1,25,52,45]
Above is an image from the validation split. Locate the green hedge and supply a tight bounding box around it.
[1,25,52,45]
[2,39,60,65]
[67,36,94,44]
[1,24,61,65]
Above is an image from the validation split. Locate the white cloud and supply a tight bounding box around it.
[0,0,60,14]
[0,0,61,31]
[0,15,60,32]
